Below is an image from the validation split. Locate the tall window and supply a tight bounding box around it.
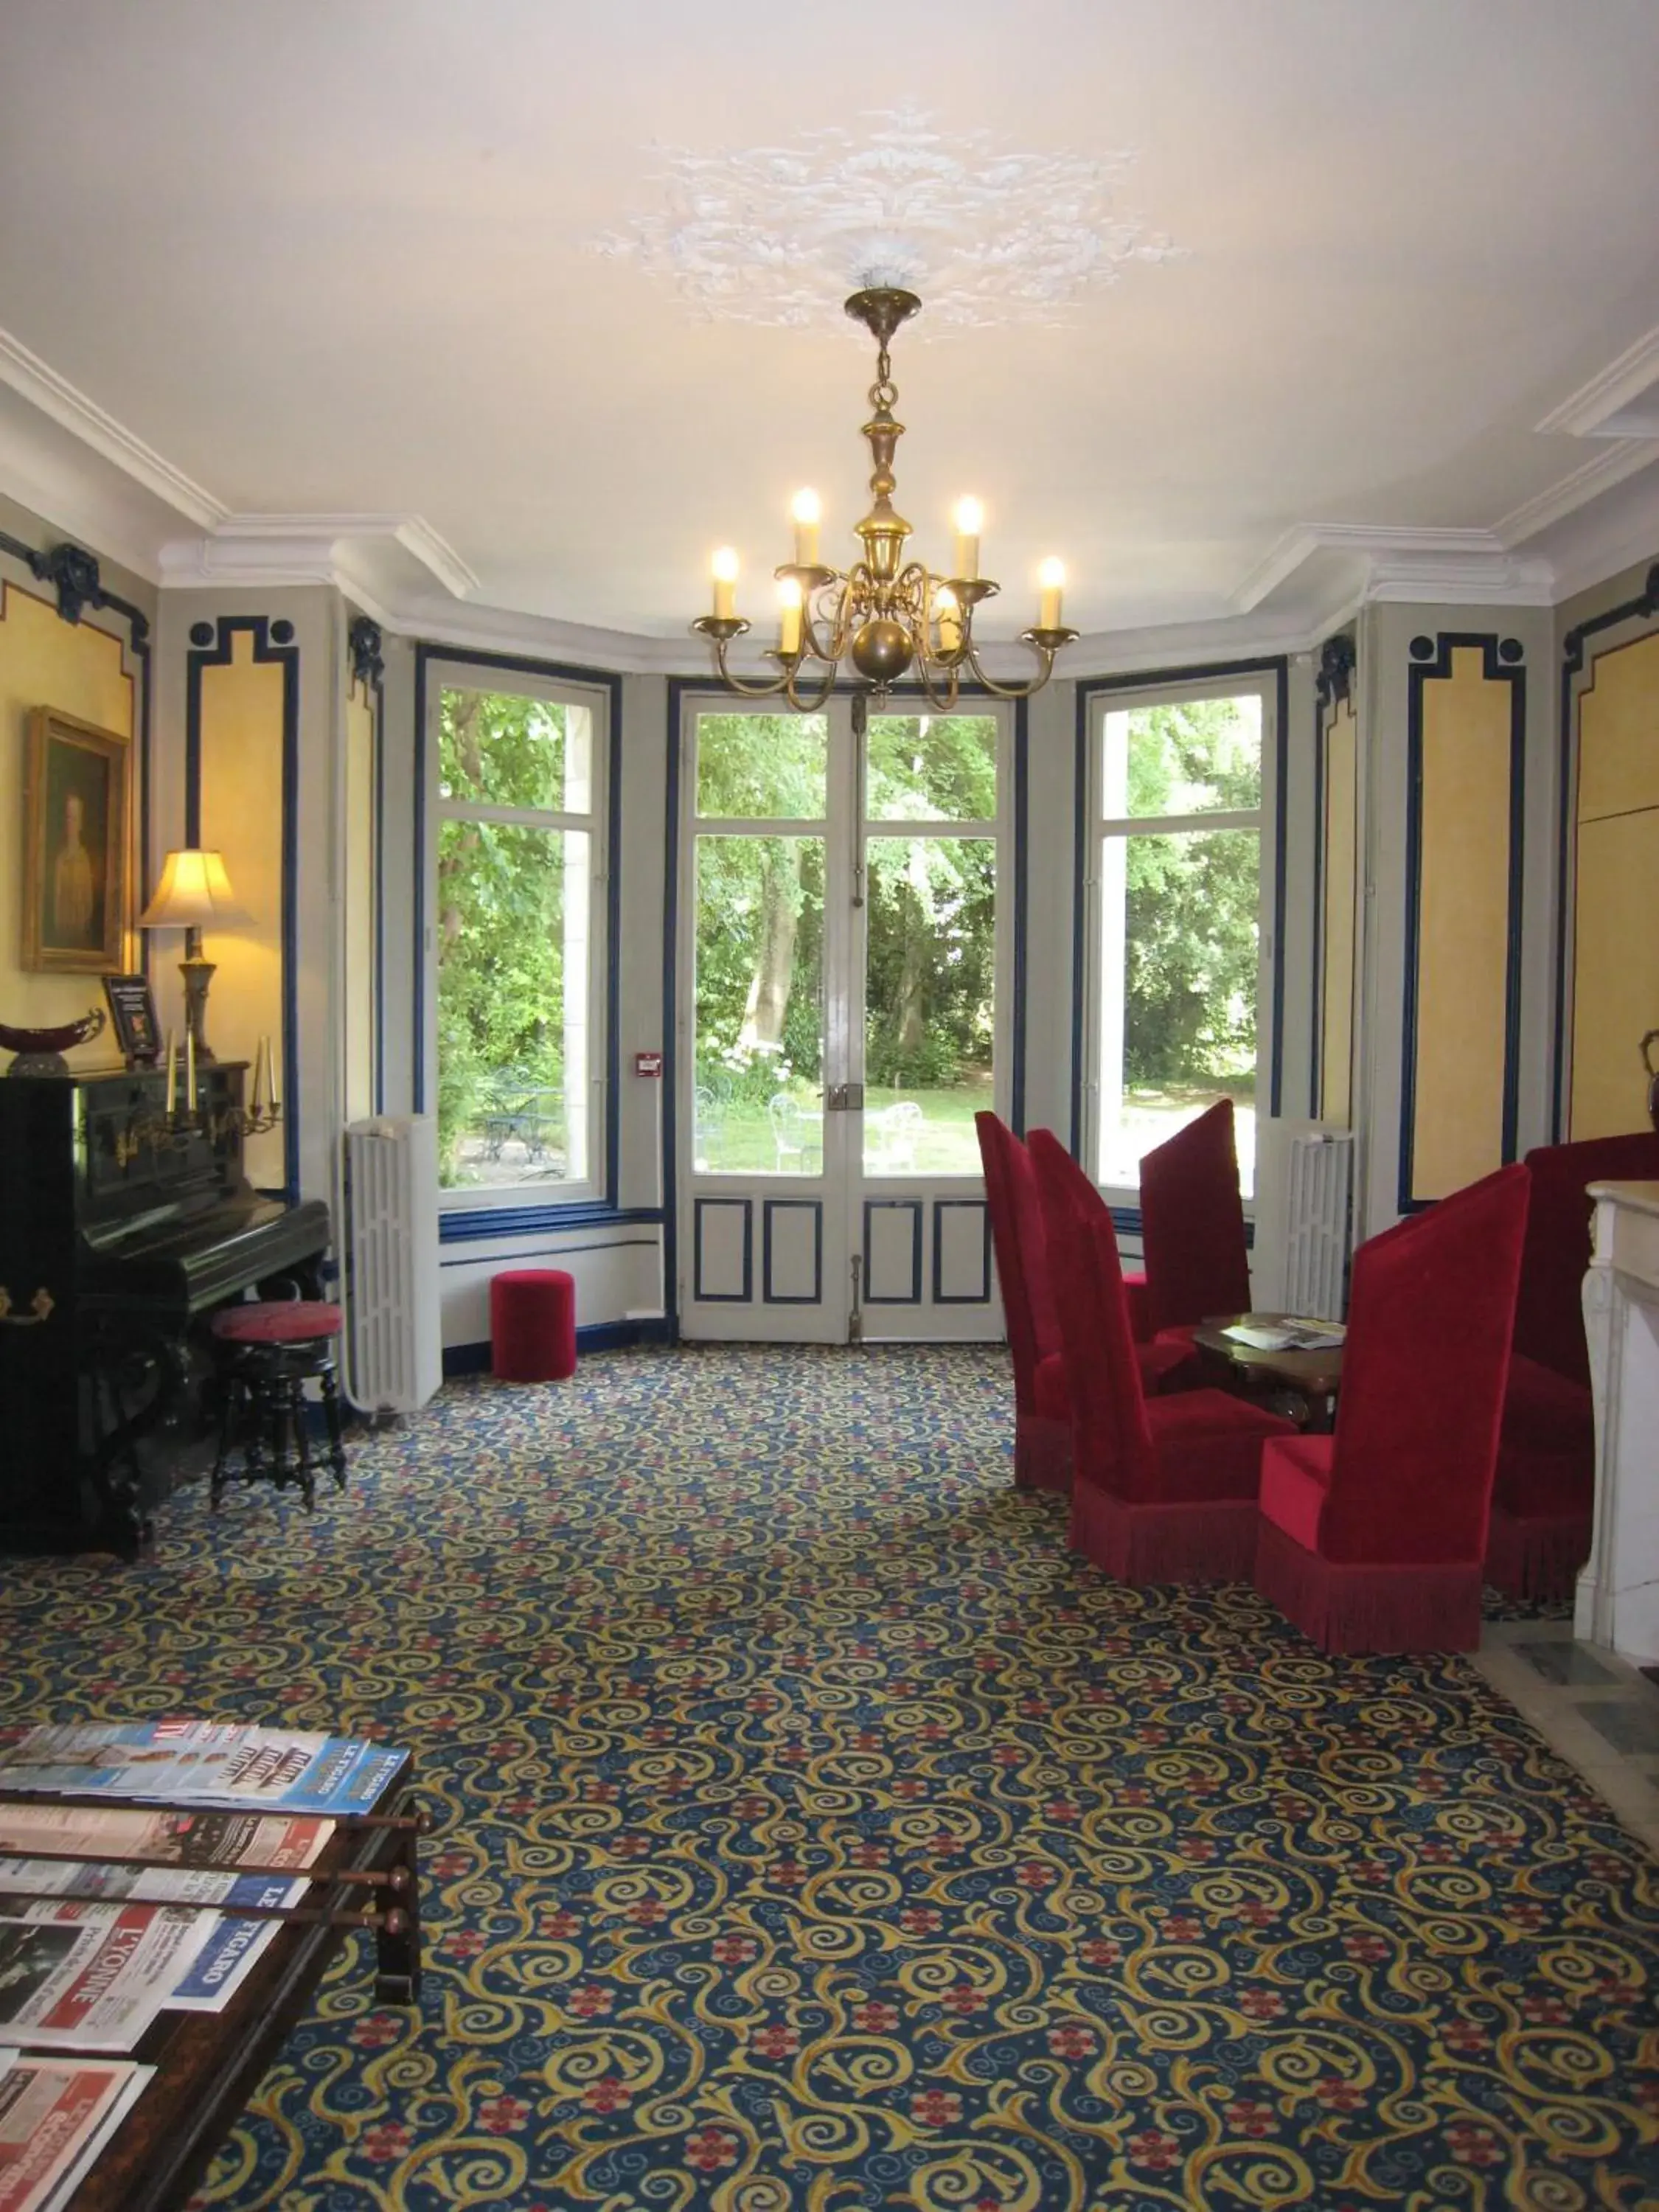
[433,671,605,1200]
[1088,681,1272,1199]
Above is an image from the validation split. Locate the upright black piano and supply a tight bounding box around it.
[0,1062,330,1558]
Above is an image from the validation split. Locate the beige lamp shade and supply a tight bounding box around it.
[138,849,251,931]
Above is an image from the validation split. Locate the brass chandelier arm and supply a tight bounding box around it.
[959,630,1071,702]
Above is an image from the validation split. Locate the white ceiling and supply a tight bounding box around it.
[2,0,1658,647]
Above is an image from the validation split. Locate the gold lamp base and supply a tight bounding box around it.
[180,931,218,1064]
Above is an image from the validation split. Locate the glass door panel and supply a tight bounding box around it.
[862,835,995,1178]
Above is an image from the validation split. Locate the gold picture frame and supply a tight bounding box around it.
[21,706,129,973]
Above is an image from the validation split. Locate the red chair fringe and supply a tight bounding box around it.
[1015,1411,1072,1494]
[1071,1481,1258,1585]
[1484,1505,1590,1604]
[1254,1517,1484,1654]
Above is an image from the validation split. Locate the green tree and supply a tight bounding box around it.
[1119,698,1260,1088]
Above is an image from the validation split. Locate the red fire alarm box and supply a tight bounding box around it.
[634,1051,664,1078]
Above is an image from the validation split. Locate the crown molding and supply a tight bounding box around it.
[1492,439,1659,544]
[1535,322,1659,437]
[159,512,479,598]
[0,324,226,530]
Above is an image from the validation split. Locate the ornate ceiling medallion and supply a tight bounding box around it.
[594,105,1186,330]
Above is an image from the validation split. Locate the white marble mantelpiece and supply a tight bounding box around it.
[1578,1180,1659,1662]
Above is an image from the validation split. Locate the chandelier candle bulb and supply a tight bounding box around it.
[777,577,803,657]
[953,498,983,582]
[711,547,740,621]
[1038,558,1065,631]
[791,490,821,567]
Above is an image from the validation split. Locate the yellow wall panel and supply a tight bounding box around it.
[197,636,285,1189]
[343,682,375,1123]
[1411,647,1513,1202]
[1577,630,1659,825]
[0,584,136,1060]
[1319,696,1357,1127]
[1571,807,1659,1140]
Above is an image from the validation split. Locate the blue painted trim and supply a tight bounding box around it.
[932,1197,992,1304]
[1072,657,1291,1161]
[762,1197,824,1304]
[439,1203,664,1246]
[184,616,302,1202]
[1552,564,1659,1140]
[414,644,624,1202]
[693,1194,754,1302]
[863,1197,924,1304]
[411,645,427,1114]
[1397,632,1528,1214]
[441,1235,659,1270]
[1308,633,1355,1119]
[663,678,692,1339]
[442,1313,674,1375]
[353,634,386,1118]
[1011,697,1029,1136]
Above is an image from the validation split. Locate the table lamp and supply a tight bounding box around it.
[137,849,251,1063]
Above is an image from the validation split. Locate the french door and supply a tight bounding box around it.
[677,694,1013,1343]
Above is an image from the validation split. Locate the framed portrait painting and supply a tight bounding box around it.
[21,706,129,973]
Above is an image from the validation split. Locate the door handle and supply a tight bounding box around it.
[824,1084,865,1111]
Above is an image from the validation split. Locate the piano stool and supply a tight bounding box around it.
[491,1268,577,1382]
[209,1301,349,1512]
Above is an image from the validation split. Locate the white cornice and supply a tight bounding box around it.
[1536,323,1659,437]
[159,512,479,599]
[1492,439,1659,543]
[0,324,226,529]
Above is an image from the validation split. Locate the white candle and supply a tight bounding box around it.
[791,488,821,568]
[1038,557,1065,631]
[952,497,983,582]
[711,546,739,622]
[936,585,963,656]
[164,1031,177,1119]
[185,1027,196,1115]
[250,1036,267,1117]
[777,577,803,657]
[268,1037,280,1114]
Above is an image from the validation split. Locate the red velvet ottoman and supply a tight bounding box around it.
[490,1269,577,1382]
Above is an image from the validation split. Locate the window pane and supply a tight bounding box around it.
[696,712,827,820]
[864,836,995,1177]
[694,835,824,1175]
[437,821,588,1189]
[439,686,591,813]
[1097,826,1257,1195]
[1104,695,1262,819]
[867,714,997,821]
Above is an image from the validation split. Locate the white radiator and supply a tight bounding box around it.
[342,1116,442,1414]
[1253,1119,1355,1320]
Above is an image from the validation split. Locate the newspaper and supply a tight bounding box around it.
[0,1723,406,1816]
[0,1804,334,1893]
[0,2053,153,2212]
[0,1903,210,2052]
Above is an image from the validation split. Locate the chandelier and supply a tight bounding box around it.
[692,288,1077,708]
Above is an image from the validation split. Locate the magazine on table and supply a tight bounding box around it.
[0,1903,210,2052]
[0,1722,406,1815]
[0,2052,153,2212]
[1221,1317,1347,1352]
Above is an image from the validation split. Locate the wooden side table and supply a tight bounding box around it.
[1191,1312,1346,1432]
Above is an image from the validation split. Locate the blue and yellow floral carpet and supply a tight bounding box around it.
[4,1343,1658,2209]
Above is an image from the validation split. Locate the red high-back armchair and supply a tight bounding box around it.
[1029,1130,1293,1583]
[1488,1130,1659,1598]
[1254,1164,1529,1652]
[1138,1099,1253,1346]
[976,1110,1071,1492]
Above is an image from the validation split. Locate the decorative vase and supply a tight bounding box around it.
[0,1007,107,1077]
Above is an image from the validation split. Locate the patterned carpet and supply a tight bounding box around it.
[3,1343,1657,2211]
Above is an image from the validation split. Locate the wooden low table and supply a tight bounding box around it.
[1191,1312,1346,1431]
[49,1760,422,2212]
